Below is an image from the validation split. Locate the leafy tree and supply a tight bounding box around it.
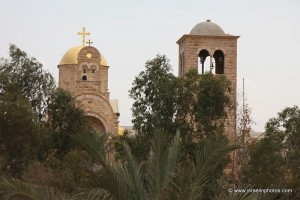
[41,88,97,193]
[40,149,93,193]
[0,85,45,177]
[176,69,232,145]
[0,45,94,193]
[236,93,254,145]
[127,55,232,161]
[195,73,231,135]
[46,88,92,157]
[243,106,300,199]
[0,44,55,119]
[128,55,178,162]
[0,44,56,176]
[233,93,255,186]
[129,54,178,136]
[114,131,150,163]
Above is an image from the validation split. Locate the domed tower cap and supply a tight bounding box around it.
[190,20,225,36]
[58,45,108,66]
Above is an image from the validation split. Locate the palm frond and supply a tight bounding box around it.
[189,136,239,199]
[72,188,112,200]
[169,135,239,200]
[75,132,145,200]
[75,166,132,200]
[0,178,67,200]
[74,131,108,166]
[146,130,181,199]
[214,191,260,200]
[121,143,146,200]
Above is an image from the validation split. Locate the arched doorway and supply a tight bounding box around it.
[86,115,106,134]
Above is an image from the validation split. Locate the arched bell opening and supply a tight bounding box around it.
[198,49,210,74]
[213,50,224,74]
[86,115,106,134]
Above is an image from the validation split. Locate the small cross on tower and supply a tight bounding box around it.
[77,27,90,46]
[86,39,93,46]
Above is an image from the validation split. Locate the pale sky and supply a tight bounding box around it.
[0,0,299,131]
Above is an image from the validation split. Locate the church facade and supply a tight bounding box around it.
[57,28,119,135]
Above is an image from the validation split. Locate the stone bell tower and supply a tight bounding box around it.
[177,20,239,138]
[57,27,119,135]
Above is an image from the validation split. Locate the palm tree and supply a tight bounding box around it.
[0,131,262,200]
[0,178,68,200]
[74,131,259,200]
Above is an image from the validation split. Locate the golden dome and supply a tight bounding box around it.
[59,45,108,66]
[118,127,125,136]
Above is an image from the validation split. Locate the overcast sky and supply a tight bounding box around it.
[0,0,299,131]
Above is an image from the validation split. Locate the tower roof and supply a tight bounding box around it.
[59,45,108,66]
[190,20,225,36]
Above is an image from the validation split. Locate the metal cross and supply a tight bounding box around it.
[77,27,90,46]
[86,39,93,46]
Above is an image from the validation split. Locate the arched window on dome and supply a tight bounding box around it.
[198,49,210,74]
[82,75,87,81]
[213,50,224,74]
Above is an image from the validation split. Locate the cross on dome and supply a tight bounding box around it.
[86,39,93,46]
[77,27,90,46]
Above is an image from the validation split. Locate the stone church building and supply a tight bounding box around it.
[57,20,238,138]
[58,28,119,135]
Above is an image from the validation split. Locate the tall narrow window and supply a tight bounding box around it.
[83,69,86,73]
[92,69,95,73]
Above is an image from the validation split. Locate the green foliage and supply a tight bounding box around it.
[127,55,232,162]
[41,149,93,193]
[0,44,55,176]
[0,132,258,199]
[243,106,300,199]
[40,88,96,193]
[75,130,240,200]
[47,88,91,157]
[196,73,231,135]
[129,54,178,135]
[114,131,151,163]
[0,45,94,194]
[0,44,55,119]
[0,85,44,177]
[0,178,68,200]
